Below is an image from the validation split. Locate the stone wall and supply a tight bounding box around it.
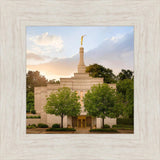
[26,114,66,127]
[67,116,72,126]
[104,117,116,127]
[26,119,41,126]
[108,83,116,89]
[96,117,117,128]
[46,114,61,127]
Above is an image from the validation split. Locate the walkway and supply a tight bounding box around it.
[75,127,90,134]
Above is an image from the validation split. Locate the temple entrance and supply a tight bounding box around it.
[72,116,91,128]
[77,116,86,127]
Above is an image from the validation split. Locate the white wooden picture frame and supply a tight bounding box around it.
[0,0,160,159]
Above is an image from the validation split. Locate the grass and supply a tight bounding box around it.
[46,128,76,131]
[112,124,133,130]
[90,128,118,133]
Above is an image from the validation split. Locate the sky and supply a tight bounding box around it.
[27,26,134,80]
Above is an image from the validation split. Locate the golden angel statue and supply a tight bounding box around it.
[81,35,86,46]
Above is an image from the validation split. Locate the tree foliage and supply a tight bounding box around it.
[26,70,48,112]
[48,79,60,84]
[26,70,48,93]
[26,91,34,112]
[116,79,134,118]
[83,84,118,128]
[44,87,81,128]
[86,64,116,83]
[117,69,133,80]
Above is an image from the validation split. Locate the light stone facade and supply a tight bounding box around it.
[33,46,116,128]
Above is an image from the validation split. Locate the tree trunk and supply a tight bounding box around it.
[102,118,104,128]
[61,115,63,128]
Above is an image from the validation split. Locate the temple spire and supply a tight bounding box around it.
[78,36,86,73]
[78,46,86,73]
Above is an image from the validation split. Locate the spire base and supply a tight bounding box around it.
[78,65,86,73]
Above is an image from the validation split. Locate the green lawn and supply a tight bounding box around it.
[112,124,133,130]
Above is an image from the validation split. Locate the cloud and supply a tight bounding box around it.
[110,34,124,43]
[27,52,45,61]
[26,51,51,65]
[27,31,134,80]
[30,32,64,52]
[27,57,78,77]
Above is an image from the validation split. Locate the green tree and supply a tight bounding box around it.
[44,87,81,128]
[116,79,134,118]
[48,79,60,84]
[26,70,48,93]
[117,69,133,80]
[26,70,48,112]
[26,91,34,112]
[83,84,118,128]
[86,64,116,83]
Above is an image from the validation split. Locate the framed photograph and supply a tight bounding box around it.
[26,26,134,134]
[0,0,160,159]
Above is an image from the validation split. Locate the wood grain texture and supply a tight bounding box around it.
[0,0,160,159]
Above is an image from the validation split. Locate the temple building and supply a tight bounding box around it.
[33,42,116,128]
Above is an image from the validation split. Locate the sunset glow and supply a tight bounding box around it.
[27,26,134,80]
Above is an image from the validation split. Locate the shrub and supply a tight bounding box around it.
[26,109,30,113]
[31,124,37,127]
[90,128,118,133]
[52,124,60,128]
[46,128,76,131]
[112,124,133,130]
[27,126,32,129]
[26,115,41,119]
[103,124,110,128]
[27,124,37,129]
[117,118,133,125]
[37,123,48,128]
[31,109,36,114]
